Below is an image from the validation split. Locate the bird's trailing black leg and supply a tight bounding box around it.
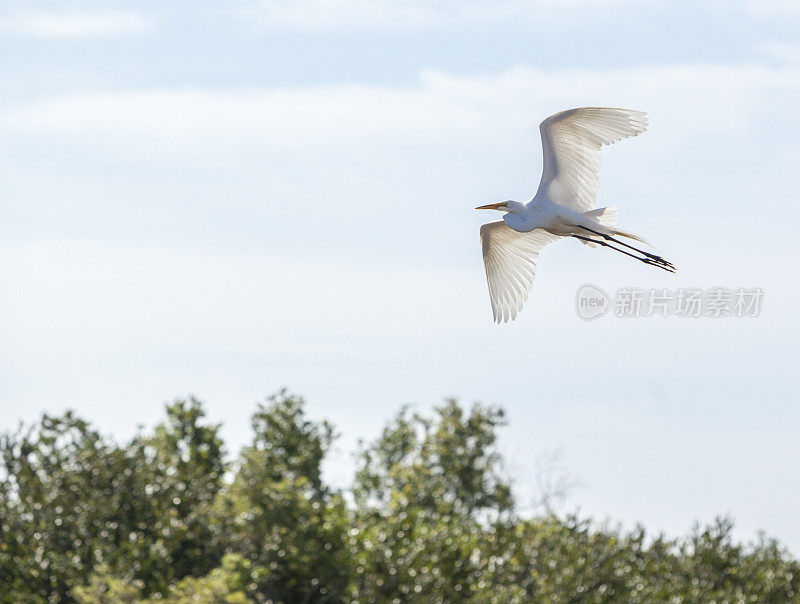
[571,235,675,273]
[577,225,675,269]
[576,225,676,271]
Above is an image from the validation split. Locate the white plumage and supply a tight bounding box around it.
[479,222,558,324]
[537,107,649,213]
[478,107,672,323]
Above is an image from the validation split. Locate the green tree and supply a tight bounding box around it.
[105,397,227,595]
[354,400,512,516]
[666,517,800,602]
[219,390,351,602]
[0,399,226,602]
[73,554,255,604]
[349,400,515,601]
[3,391,800,603]
[0,412,143,602]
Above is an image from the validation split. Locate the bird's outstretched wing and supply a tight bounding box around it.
[480,221,559,323]
[536,107,648,213]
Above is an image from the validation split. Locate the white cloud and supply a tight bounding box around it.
[238,0,798,32]
[2,85,485,151]
[3,61,797,265]
[0,240,480,343]
[241,0,657,32]
[757,41,800,64]
[4,63,797,155]
[0,8,152,39]
[738,0,800,17]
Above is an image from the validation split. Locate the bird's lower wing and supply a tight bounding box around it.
[480,221,560,323]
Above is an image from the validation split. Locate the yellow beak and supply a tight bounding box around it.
[475,202,508,210]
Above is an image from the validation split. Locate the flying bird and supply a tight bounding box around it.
[477,107,674,323]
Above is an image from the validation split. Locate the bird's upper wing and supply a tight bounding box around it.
[535,107,648,213]
[480,221,559,323]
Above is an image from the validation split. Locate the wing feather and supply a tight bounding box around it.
[480,221,559,323]
[536,107,648,213]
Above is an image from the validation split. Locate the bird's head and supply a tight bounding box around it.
[475,200,525,213]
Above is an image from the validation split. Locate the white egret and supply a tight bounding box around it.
[477,106,674,323]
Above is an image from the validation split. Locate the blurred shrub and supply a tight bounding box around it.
[1,391,798,603]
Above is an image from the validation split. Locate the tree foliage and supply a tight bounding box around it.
[217,391,351,602]
[1,391,798,603]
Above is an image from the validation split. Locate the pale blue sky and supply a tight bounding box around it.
[2,0,799,550]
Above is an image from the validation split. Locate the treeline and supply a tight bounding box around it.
[1,391,798,603]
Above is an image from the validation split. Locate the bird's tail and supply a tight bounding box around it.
[582,206,650,246]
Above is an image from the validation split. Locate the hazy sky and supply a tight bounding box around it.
[2,0,799,550]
